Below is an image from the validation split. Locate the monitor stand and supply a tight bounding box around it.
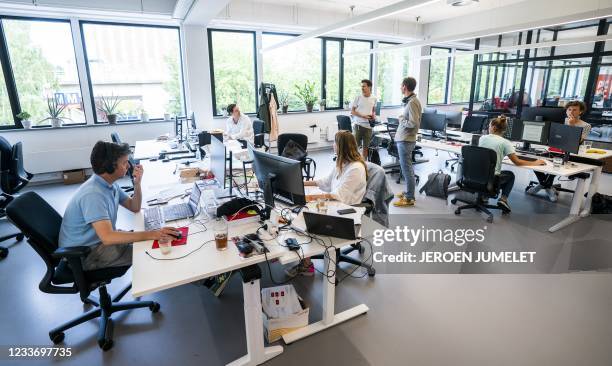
[261,173,277,221]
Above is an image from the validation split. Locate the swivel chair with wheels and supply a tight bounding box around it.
[451,145,504,223]
[252,119,269,151]
[445,115,488,171]
[277,133,316,180]
[336,115,352,132]
[6,192,160,351]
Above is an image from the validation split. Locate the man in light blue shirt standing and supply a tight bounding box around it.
[59,141,179,270]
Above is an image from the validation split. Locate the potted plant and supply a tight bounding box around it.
[344,100,351,109]
[140,109,149,122]
[44,98,67,128]
[16,111,32,129]
[279,92,289,114]
[98,95,121,124]
[295,81,317,113]
[319,99,326,112]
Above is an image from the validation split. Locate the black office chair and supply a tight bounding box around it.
[445,115,488,171]
[0,137,29,258]
[451,145,504,223]
[5,192,160,351]
[252,119,269,151]
[336,115,352,132]
[277,133,316,180]
[384,123,420,185]
[109,133,135,193]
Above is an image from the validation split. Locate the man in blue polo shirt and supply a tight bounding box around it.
[59,141,179,270]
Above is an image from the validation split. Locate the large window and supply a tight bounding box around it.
[450,53,474,103]
[4,19,84,126]
[427,47,451,104]
[82,22,184,123]
[342,40,372,104]
[324,39,341,109]
[0,62,14,126]
[208,30,256,116]
[377,42,410,106]
[262,33,322,112]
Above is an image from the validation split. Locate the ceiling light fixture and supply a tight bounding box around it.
[447,0,478,6]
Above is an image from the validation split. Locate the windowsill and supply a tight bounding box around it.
[213,106,403,119]
[0,119,173,132]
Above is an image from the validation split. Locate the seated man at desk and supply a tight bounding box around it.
[59,141,179,270]
[288,131,367,276]
[224,104,254,144]
[479,116,546,213]
[527,100,592,201]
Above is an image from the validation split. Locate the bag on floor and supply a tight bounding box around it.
[591,193,612,214]
[419,170,451,199]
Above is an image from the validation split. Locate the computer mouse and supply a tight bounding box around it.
[162,158,170,163]
[172,232,182,240]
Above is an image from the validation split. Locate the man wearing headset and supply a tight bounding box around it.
[59,141,179,270]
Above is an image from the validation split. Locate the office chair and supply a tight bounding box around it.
[0,137,29,258]
[383,123,420,185]
[451,145,504,223]
[5,192,160,351]
[277,133,316,180]
[423,107,437,114]
[445,115,488,171]
[336,115,352,132]
[252,119,269,151]
[109,133,135,193]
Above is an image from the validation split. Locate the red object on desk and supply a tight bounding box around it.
[226,211,259,221]
[548,147,563,153]
[151,227,189,249]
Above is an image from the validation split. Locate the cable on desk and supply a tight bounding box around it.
[145,239,215,261]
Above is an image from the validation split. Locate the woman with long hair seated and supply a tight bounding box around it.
[287,130,368,276]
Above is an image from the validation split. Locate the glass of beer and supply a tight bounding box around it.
[213,218,228,251]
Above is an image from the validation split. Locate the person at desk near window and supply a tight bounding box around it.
[479,116,546,213]
[287,131,367,277]
[527,101,591,201]
[351,79,377,159]
[224,104,254,144]
[59,141,179,270]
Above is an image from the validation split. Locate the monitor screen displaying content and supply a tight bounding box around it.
[251,149,306,208]
[521,121,547,144]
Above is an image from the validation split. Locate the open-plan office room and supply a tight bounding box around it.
[1,0,612,365]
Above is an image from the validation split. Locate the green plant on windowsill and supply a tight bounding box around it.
[16,111,32,129]
[98,94,122,124]
[279,92,289,114]
[294,81,318,113]
[42,98,69,128]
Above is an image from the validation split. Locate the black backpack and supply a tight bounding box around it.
[419,170,451,199]
[591,193,612,214]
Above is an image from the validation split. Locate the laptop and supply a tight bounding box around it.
[303,212,358,240]
[144,183,202,230]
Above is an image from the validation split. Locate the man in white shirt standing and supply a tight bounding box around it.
[224,104,254,144]
[351,79,377,159]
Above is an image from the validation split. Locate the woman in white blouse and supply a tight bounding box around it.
[304,130,367,205]
[288,131,367,277]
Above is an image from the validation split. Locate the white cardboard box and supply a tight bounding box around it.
[262,297,309,343]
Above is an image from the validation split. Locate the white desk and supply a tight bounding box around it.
[134,140,173,160]
[130,160,370,365]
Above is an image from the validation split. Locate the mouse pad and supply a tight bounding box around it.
[151,227,189,249]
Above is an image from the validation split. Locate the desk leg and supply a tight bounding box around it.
[228,279,283,366]
[548,176,587,233]
[282,247,369,344]
[580,165,602,217]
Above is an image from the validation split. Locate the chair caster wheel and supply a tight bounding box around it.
[486,216,494,223]
[0,247,7,259]
[451,198,457,204]
[50,332,65,344]
[524,186,530,192]
[98,338,114,351]
[16,234,24,241]
[149,302,160,313]
[454,209,461,215]
[367,267,376,277]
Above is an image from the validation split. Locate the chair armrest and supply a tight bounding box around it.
[52,246,92,259]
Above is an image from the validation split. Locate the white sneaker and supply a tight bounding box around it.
[527,185,542,195]
[545,188,558,202]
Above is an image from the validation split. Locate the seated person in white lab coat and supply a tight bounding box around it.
[287,130,367,277]
[224,104,254,144]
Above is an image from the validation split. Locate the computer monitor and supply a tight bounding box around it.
[519,120,550,151]
[375,101,381,116]
[210,137,226,190]
[387,117,399,125]
[190,112,197,131]
[521,107,565,123]
[251,149,306,219]
[444,111,462,128]
[420,113,447,137]
[548,123,582,162]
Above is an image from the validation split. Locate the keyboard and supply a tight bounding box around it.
[163,203,193,221]
[144,207,163,231]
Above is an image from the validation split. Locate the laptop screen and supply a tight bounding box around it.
[188,183,202,212]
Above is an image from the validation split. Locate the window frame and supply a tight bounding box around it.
[377,41,409,108]
[81,20,186,124]
[427,46,452,105]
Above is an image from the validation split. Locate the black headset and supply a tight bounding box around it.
[102,142,116,174]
